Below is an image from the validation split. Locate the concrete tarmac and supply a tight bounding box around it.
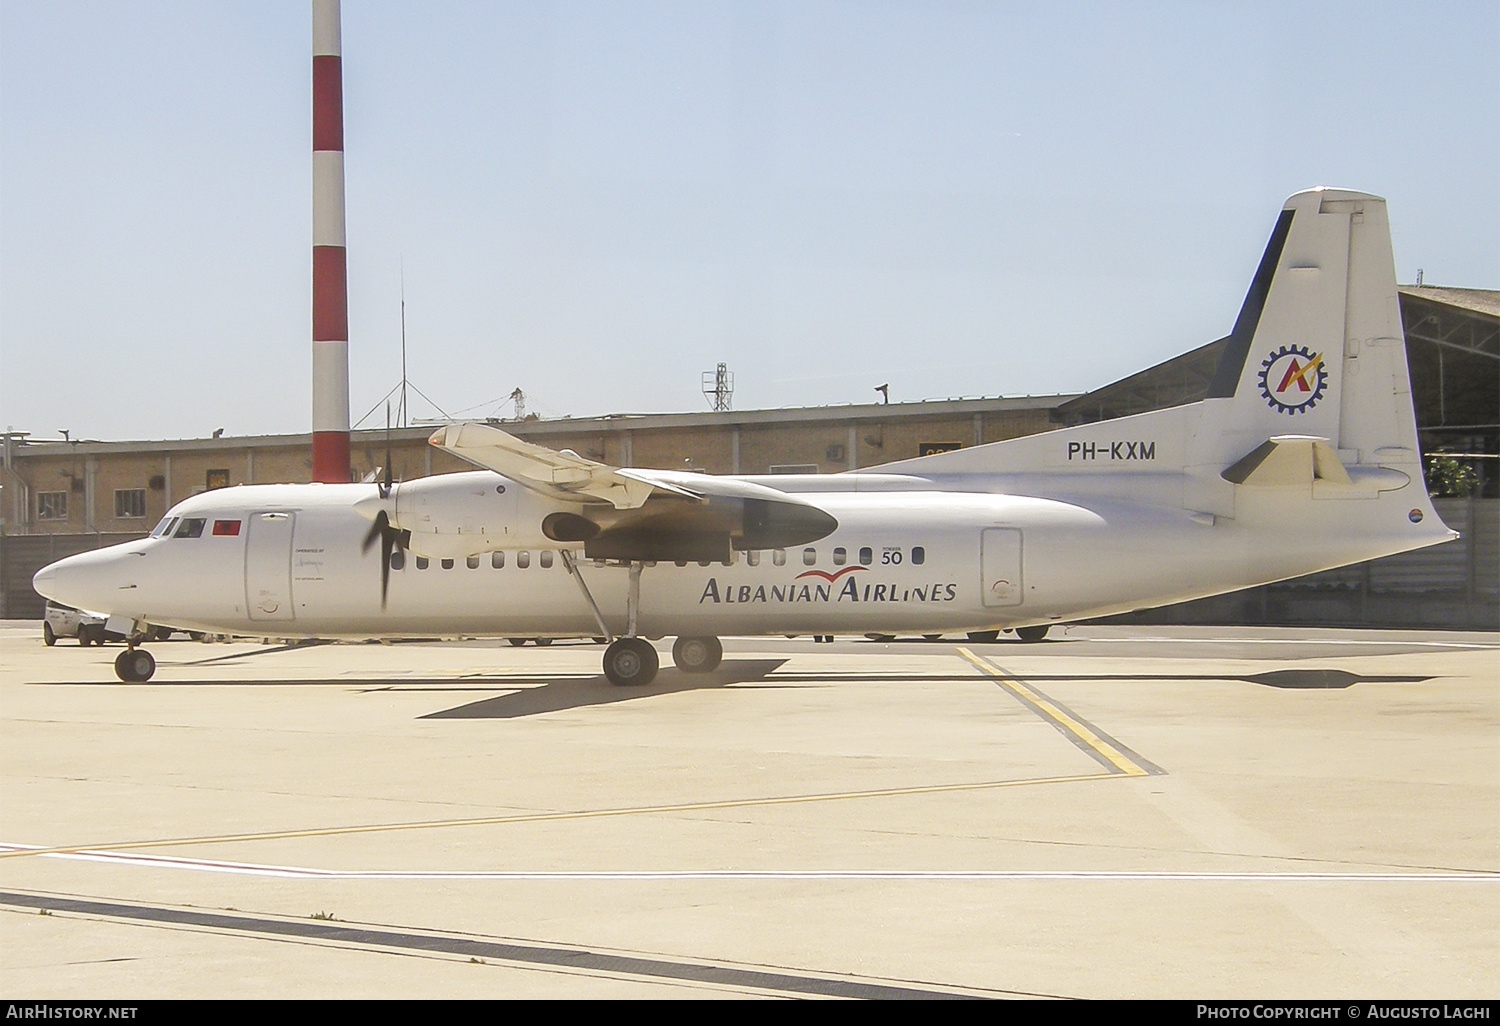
[1,622,1496,999]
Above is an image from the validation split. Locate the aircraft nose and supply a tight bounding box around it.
[32,547,135,613]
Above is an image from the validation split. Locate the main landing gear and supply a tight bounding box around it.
[114,646,156,682]
[560,552,722,687]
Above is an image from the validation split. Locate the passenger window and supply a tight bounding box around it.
[747,550,760,567]
[912,546,925,566]
[833,547,846,565]
[517,551,530,569]
[173,518,206,539]
[416,556,429,570]
[539,551,553,569]
[773,549,786,567]
[859,547,872,565]
[466,555,480,570]
[441,558,454,570]
[390,550,405,571]
[491,551,505,569]
[802,548,816,566]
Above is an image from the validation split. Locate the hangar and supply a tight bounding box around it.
[2,286,1494,627]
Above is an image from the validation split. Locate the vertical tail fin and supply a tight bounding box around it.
[1202,189,1419,472]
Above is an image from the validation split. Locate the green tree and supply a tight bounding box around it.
[1425,454,1479,497]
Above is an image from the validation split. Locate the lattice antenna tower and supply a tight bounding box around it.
[702,362,734,412]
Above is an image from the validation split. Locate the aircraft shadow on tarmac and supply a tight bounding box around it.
[418,658,791,719]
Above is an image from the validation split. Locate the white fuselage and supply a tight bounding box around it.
[31,466,1448,642]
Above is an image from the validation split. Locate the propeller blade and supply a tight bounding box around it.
[379,528,394,609]
[361,509,389,554]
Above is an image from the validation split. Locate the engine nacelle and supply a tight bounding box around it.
[386,471,567,559]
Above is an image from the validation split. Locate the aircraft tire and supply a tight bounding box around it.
[672,636,722,674]
[923,633,943,641]
[533,638,552,647]
[507,638,527,647]
[966,630,1000,643]
[603,638,658,687]
[1016,625,1049,643]
[114,649,156,683]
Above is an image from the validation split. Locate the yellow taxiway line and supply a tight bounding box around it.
[957,647,1158,777]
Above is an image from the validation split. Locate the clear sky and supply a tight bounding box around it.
[2,0,1496,442]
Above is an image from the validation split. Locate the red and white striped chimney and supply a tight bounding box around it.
[311,0,350,483]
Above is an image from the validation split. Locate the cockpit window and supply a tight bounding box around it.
[173,517,207,539]
[152,517,179,538]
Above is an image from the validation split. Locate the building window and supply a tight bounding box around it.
[206,469,230,490]
[37,491,68,520]
[770,464,819,475]
[114,488,147,519]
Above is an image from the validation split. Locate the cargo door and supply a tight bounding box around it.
[981,528,1023,607]
[245,511,295,621]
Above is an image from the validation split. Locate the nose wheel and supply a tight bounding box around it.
[114,647,156,682]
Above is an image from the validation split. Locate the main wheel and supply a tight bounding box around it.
[672,636,722,673]
[966,630,1000,643]
[114,648,156,683]
[43,621,56,646]
[1016,625,1049,643]
[603,638,659,687]
[507,638,527,647]
[923,633,943,641]
[533,638,552,647]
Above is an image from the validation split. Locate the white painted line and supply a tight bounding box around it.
[2,845,1493,882]
[1062,636,1496,648]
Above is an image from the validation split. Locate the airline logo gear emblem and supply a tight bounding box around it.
[1257,344,1327,414]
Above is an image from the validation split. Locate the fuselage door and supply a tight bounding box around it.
[246,511,296,621]
[981,527,1023,607]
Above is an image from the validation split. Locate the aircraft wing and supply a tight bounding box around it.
[428,422,838,561]
[429,422,698,508]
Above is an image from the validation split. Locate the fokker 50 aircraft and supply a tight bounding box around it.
[34,189,1457,685]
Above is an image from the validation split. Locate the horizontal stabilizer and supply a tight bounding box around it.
[1221,435,1351,487]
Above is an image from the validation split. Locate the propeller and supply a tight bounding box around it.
[361,507,409,610]
[361,402,408,609]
